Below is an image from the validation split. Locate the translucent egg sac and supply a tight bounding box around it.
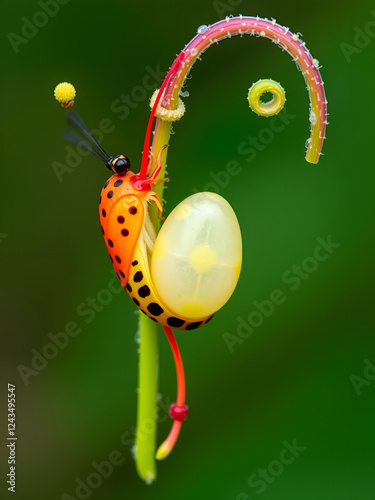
[151,192,242,320]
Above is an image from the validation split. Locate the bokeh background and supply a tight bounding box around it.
[1,0,374,499]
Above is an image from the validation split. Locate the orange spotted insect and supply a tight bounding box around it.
[63,54,242,459]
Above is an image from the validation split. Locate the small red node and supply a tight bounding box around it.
[169,403,189,421]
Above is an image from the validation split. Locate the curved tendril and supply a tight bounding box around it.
[155,16,327,164]
[248,79,286,117]
[156,327,187,460]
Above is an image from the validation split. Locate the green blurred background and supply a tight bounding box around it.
[1,0,374,498]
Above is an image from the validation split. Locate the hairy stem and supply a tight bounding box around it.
[150,119,172,225]
[161,16,327,163]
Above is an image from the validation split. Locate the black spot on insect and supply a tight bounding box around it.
[99,195,102,204]
[103,180,109,189]
[132,260,138,266]
[185,321,202,331]
[108,239,114,248]
[129,206,137,215]
[133,271,143,282]
[102,209,106,217]
[117,216,125,224]
[114,180,123,187]
[121,229,129,237]
[133,297,140,307]
[126,283,132,293]
[101,225,104,235]
[115,255,121,263]
[107,190,114,199]
[167,317,185,328]
[147,302,164,316]
[120,270,126,279]
[138,285,151,298]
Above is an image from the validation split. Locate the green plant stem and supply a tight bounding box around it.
[135,313,159,483]
[149,119,172,224]
[135,118,172,483]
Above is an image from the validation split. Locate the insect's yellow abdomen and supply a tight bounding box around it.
[151,192,242,319]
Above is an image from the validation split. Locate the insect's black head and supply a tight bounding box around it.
[107,155,131,174]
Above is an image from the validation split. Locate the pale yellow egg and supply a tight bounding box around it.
[151,192,242,319]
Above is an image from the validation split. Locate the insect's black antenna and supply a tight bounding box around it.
[66,110,110,160]
[63,129,107,162]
